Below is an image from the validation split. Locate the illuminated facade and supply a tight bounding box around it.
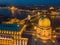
[34,15,56,43]
[0,24,28,45]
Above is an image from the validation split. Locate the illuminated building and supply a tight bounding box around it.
[0,24,28,45]
[34,15,56,43]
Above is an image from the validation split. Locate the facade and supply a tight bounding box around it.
[0,24,28,45]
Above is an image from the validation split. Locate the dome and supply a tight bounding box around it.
[38,18,51,27]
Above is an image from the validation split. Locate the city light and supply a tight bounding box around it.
[0,6,60,45]
[49,6,54,10]
[10,6,18,17]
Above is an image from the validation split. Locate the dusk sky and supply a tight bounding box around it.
[0,0,60,6]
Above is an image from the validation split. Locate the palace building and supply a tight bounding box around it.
[0,23,28,45]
